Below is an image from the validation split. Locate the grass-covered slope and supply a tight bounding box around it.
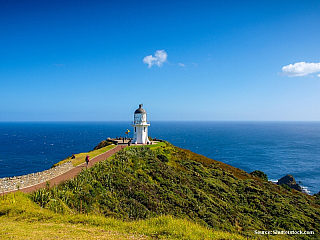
[52,144,116,167]
[30,141,319,238]
[0,192,244,239]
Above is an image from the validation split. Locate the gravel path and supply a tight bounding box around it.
[2,145,126,195]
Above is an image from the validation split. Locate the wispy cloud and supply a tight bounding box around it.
[143,50,168,68]
[178,63,186,67]
[280,62,320,77]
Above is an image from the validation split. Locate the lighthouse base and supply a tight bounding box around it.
[131,124,150,144]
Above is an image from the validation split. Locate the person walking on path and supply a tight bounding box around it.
[85,155,90,167]
[1,145,126,196]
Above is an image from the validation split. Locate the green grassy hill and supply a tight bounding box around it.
[1,141,319,239]
[1,191,244,239]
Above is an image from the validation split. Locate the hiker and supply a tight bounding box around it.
[85,155,90,167]
[71,154,75,159]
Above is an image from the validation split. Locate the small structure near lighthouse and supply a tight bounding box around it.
[131,104,150,144]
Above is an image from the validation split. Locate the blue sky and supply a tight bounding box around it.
[1,0,320,121]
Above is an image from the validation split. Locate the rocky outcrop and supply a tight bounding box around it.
[93,140,115,150]
[277,174,302,192]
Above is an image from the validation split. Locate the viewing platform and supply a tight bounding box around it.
[109,137,160,146]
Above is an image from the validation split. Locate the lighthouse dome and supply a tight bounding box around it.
[134,104,146,114]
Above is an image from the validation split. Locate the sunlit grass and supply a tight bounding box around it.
[0,192,248,240]
[52,144,116,167]
[126,141,166,150]
[0,220,147,240]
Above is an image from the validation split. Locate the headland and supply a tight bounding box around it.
[1,140,319,239]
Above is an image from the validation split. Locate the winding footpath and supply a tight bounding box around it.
[2,145,126,195]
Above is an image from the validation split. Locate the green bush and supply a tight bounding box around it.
[157,154,169,163]
[249,170,268,181]
[280,183,292,191]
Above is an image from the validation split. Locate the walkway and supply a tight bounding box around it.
[2,145,126,195]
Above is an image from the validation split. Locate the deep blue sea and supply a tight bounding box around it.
[0,121,319,194]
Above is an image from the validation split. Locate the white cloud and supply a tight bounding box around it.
[280,62,320,77]
[178,63,186,67]
[143,50,168,68]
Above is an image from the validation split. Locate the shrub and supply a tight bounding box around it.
[249,170,268,181]
[157,154,169,163]
[280,183,291,191]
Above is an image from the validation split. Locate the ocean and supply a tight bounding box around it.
[0,121,319,194]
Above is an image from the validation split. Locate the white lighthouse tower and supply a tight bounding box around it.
[131,104,150,144]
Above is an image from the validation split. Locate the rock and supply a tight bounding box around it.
[277,174,302,192]
[93,140,114,150]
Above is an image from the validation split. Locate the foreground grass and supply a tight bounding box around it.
[0,216,246,240]
[0,192,246,239]
[1,220,145,240]
[52,144,117,167]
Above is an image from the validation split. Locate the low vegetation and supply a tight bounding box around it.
[1,141,319,239]
[250,170,268,181]
[28,142,319,239]
[0,192,244,239]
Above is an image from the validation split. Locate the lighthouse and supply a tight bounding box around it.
[131,104,150,144]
